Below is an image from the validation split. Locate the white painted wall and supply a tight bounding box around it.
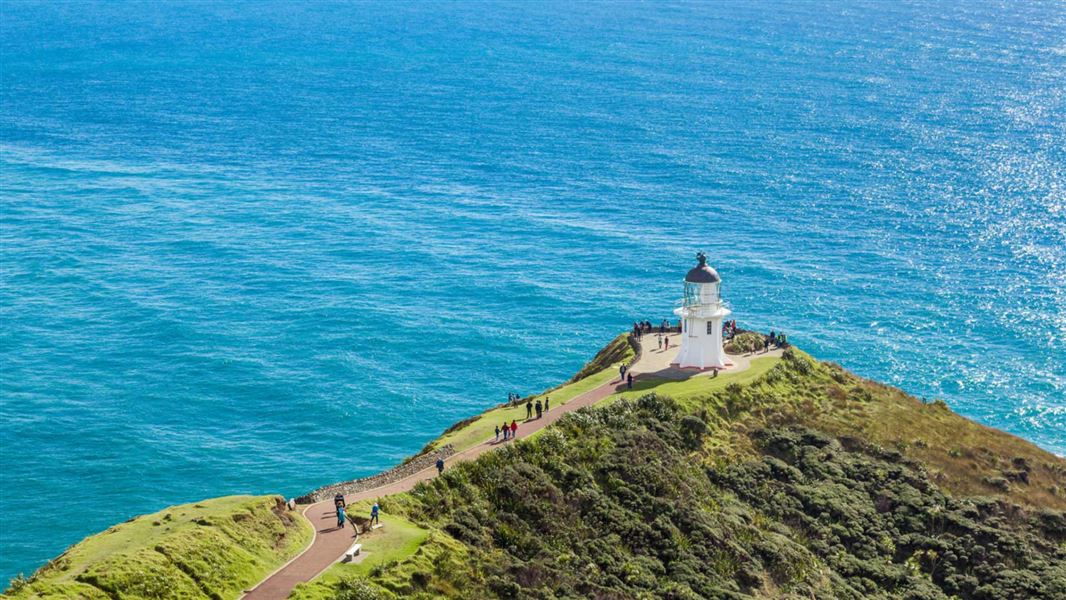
[672,280,731,369]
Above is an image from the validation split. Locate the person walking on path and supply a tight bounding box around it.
[370,502,379,526]
[619,363,627,381]
[526,399,533,420]
[627,372,634,390]
[544,396,550,412]
[664,336,670,351]
[336,504,346,529]
[436,457,445,475]
[495,425,501,441]
[502,421,509,440]
[535,399,542,419]
[510,420,518,439]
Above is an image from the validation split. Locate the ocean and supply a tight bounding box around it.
[1,0,1063,580]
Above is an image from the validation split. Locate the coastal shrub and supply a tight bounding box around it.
[24,345,1065,600]
[724,332,765,354]
[347,579,393,600]
[367,383,1066,600]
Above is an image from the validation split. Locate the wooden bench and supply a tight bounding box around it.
[343,542,362,562]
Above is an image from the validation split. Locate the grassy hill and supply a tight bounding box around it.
[4,495,311,600]
[301,348,1066,600]
[6,336,1064,599]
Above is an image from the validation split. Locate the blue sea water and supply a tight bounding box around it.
[1,0,1064,580]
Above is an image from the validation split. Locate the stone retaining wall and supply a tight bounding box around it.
[296,444,456,504]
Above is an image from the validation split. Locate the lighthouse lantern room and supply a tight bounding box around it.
[672,252,732,370]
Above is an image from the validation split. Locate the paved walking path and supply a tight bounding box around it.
[242,373,629,599]
[243,336,774,599]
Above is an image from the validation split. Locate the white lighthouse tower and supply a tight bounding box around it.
[672,252,732,370]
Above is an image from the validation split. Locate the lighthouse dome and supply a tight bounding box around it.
[684,252,720,283]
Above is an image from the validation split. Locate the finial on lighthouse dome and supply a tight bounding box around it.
[685,251,720,283]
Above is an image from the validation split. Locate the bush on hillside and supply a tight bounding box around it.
[386,394,1065,599]
[724,332,765,354]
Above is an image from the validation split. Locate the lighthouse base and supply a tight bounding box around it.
[671,344,732,371]
[671,306,732,371]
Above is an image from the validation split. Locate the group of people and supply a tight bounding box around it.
[619,363,634,389]
[523,396,549,419]
[334,495,380,529]
[507,391,522,405]
[632,319,674,339]
[723,319,738,339]
[656,334,671,351]
[765,330,788,350]
[496,419,519,441]
[494,393,553,443]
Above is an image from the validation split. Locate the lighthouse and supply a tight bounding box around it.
[672,252,732,370]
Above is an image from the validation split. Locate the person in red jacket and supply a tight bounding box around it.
[510,420,518,439]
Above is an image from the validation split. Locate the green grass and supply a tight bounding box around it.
[601,356,782,408]
[423,333,634,455]
[6,495,313,600]
[428,365,623,454]
[289,501,430,600]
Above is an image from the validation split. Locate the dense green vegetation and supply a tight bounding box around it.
[301,350,1065,599]
[9,336,1065,600]
[723,331,766,354]
[4,495,312,600]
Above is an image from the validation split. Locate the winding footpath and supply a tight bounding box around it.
[242,372,629,599]
[243,333,773,599]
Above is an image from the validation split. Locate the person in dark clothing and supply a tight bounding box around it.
[627,372,634,390]
[535,399,542,419]
[526,399,533,419]
[436,457,445,475]
[370,503,379,526]
[544,396,550,412]
[495,425,500,441]
[619,363,626,380]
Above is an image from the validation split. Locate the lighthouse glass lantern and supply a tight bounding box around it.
[672,252,732,370]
